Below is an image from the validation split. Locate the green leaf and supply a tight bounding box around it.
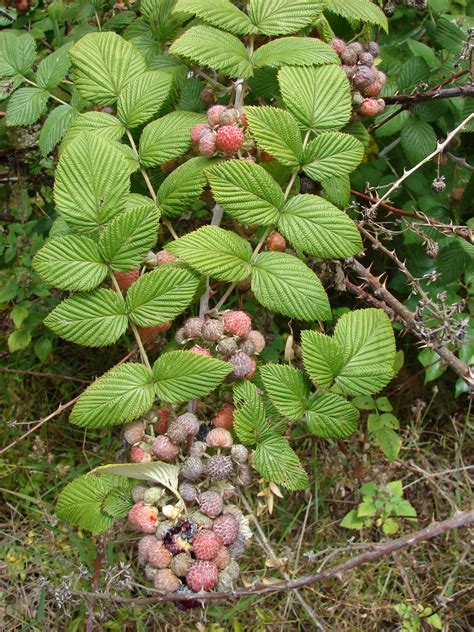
[36,43,72,90]
[333,309,396,396]
[302,131,364,180]
[70,363,155,428]
[169,25,253,79]
[54,132,130,232]
[92,462,180,498]
[139,111,205,167]
[62,112,125,148]
[301,330,344,389]
[35,338,53,363]
[207,160,283,226]
[166,226,252,282]
[260,364,310,420]
[397,57,430,93]
[321,174,351,208]
[279,65,351,132]
[252,37,338,69]
[248,0,324,36]
[69,32,147,105]
[254,430,308,490]
[33,235,108,291]
[375,397,393,412]
[245,106,303,168]
[99,205,160,272]
[251,251,331,321]
[8,329,32,352]
[56,474,130,533]
[352,395,376,410]
[126,266,200,326]
[400,116,437,166]
[375,426,401,461]
[0,31,36,77]
[406,39,438,68]
[173,0,256,35]
[325,0,388,32]
[278,194,362,258]
[101,483,134,518]
[305,392,359,438]
[44,289,128,347]
[117,70,172,128]
[39,105,78,157]
[5,87,49,127]
[386,480,403,498]
[10,305,29,328]
[340,509,365,530]
[157,157,210,218]
[153,351,232,402]
[233,380,268,445]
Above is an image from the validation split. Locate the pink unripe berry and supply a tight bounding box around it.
[247,330,265,353]
[186,560,219,592]
[206,454,233,480]
[128,502,159,534]
[130,444,152,463]
[184,316,204,339]
[154,568,181,592]
[223,311,252,337]
[137,322,171,342]
[212,514,239,545]
[214,545,231,570]
[177,412,200,436]
[216,125,244,153]
[198,491,224,518]
[154,408,169,434]
[123,419,145,445]
[114,268,140,290]
[192,529,222,560]
[229,351,253,379]
[266,231,286,252]
[199,129,217,157]
[329,38,346,56]
[207,104,226,127]
[364,81,383,97]
[360,98,380,117]
[212,403,234,430]
[246,356,257,379]
[206,427,233,448]
[148,540,173,568]
[138,535,157,560]
[190,344,212,356]
[156,250,178,265]
[191,123,209,145]
[151,435,180,461]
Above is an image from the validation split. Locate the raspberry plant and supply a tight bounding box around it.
[6,0,435,599]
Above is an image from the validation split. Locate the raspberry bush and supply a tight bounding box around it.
[2,0,473,622]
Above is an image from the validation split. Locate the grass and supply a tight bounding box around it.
[1,334,473,631]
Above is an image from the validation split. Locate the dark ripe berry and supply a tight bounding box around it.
[359,52,374,67]
[299,175,318,194]
[329,38,346,56]
[206,455,233,480]
[365,41,380,57]
[348,42,364,56]
[202,318,225,342]
[266,231,286,252]
[353,66,375,89]
[201,85,216,106]
[341,48,358,65]
[196,423,211,443]
[179,481,198,502]
[184,317,204,339]
[342,65,357,79]
[180,456,204,481]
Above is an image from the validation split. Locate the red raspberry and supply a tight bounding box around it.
[191,123,209,145]
[329,38,346,56]
[213,515,238,545]
[130,444,151,463]
[199,129,217,157]
[360,98,380,117]
[192,529,222,560]
[266,231,286,252]
[212,403,234,430]
[156,250,178,266]
[148,540,173,568]
[186,560,218,592]
[151,435,179,461]
[198,491,223,518]
[246,330,265,353]
[223,311,252,337]
[206,428,233,448]
[190,344,212,356]
[128,502,159,534]
[207,104,226,127]
[216,125,244,153]
[154,569,181,592]
[154,408,169,434]
[137,322,171,341]
[123,419,145,445]
[114,268,140,290]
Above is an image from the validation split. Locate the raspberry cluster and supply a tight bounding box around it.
[175,310,266,380]
[384,0,427,16]
[124,403,252,597]
[191,105,247,157]
[329,39,386,118]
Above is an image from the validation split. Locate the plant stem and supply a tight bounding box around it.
[21,75,69,105]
